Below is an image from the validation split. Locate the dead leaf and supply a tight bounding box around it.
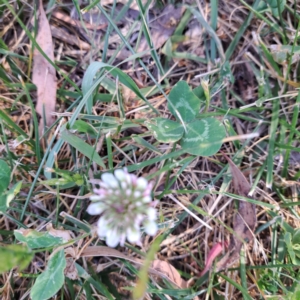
[138,5,185,53]
[50,25,91,51]
[215,153,257,272]
[81,246,184,287]
[46,224,72,242]
[64,258,78,280]
[32,0,57,136]
[95,0,151,11]
[151,260,187,288]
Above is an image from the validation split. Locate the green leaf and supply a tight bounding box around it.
[220,61,234,83]
[292,229,300,258]
[168,81,200,123]
[180,118,226,156]
[0,244,33,274]
[71,120,97,135]
[0,160,10,194]
[0,181,22,213]
[60,129,105,168]
[133,236,163,300]
[14,229,63,249]
[146,118,184,143]
[82,61,158,114]
[30,249,66,300]
[270,44,300,65]
[292,229,300,245]
[266,0,286,17]
[285,232,300,265]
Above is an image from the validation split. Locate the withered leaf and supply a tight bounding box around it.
[216,153,256,272]
[138,5,185,53]
[80,246,185,287]
[151,260,187,288]
[64,258,78,280]
[32,0,57,136]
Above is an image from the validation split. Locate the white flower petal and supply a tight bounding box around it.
[136,177,148,190]
[142,196,152,203]
[127,227,140,243]
[147,207,157,220]
[106,229,121,248]
[119,233,126,247]
[101,173,118,188]
[90,194,105,201]
[87,202,105,215]
[134,191,141,198]
[134,214,144,226]
[114,169,126,181]
[125,173,132,184]
[97,217,109,237]
[130,174,137,185]
[144,220,158,236]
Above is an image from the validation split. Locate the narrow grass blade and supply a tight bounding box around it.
[282,90,300,177]
[225,0,260,60]
[60,130,105,168]
[266,96,280,188]
[185,5,225,62]
[210,0,218,61]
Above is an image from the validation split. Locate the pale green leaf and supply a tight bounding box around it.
[0,244,33,274]
[270,44,300,65]
[0,160,10,194]
[133,236,163,300]
[180,118,226,156]
[30,249,66,300]
[0,181,22,213]
[266,0,286,17]
[14,229,63,249]
[71,120,97,135]
[146,117,184,143]
[285,232,300,265]
[168,81,200,123]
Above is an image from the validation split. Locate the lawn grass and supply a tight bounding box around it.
[0,0,300,299]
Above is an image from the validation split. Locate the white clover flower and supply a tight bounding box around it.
[87,168,158,248]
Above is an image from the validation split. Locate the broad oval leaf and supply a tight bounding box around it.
[14,229,63,249]
[180,118,226,156]
[266,0,286,17]
[0,160,10,194]
[0,244,33,274]
[30,249,66,300]
[146,117,184,143]
[168,81,200,123]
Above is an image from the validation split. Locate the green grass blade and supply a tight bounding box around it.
[266,95,280,188]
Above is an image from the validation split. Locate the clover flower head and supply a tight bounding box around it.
[87,168,158,248]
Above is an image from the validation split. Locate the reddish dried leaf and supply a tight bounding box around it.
[32,0,57,136]
[200,241,228,276]
[216,153,256,272]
